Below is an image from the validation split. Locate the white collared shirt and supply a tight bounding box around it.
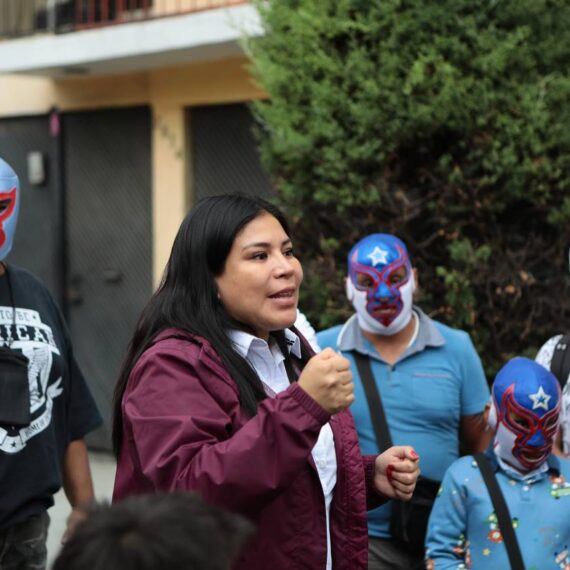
[229,328,337,570]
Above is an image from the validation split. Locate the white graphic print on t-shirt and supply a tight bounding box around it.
[0,306,63,454]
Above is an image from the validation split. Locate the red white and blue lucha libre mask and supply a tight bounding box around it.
[0,158,20,261]
[346,234,415,336]
[488,357,561,474]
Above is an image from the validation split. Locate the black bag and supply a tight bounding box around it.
[353,352,440,554]
[0,345,30,427]
[389,475,440,554]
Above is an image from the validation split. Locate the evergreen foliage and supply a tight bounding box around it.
[247,0,570,376]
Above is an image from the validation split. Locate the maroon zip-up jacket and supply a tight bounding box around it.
[113,329,386,569]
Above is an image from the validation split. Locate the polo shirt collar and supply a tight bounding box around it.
[337,306,445,360]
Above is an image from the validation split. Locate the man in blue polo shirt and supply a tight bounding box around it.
[317,233,490,570]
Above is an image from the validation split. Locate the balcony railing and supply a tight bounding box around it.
[0,0,247,39]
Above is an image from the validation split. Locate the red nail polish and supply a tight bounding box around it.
[410,450,419,459]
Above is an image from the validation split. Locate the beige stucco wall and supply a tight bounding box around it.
[0,74,56,116]
[148,58,265,285]
[0,56,265,286]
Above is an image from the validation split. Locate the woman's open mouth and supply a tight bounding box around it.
[269,289,295,299]
[268,288,297,306]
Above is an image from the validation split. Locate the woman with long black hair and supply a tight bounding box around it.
[112,194,419,570]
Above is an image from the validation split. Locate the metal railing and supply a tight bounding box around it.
[0,0,247,38]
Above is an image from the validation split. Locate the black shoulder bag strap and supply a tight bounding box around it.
[473,453,525,570]
[353,351,393,452]
[550,333,570,390]
[2,263,17,346]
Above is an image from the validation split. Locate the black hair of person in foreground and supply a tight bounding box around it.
[52,492,255,570]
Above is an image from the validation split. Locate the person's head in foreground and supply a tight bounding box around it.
[52,492,255,570]
[346,233,416,336]
[488,356,561,474]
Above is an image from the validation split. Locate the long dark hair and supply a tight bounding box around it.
[112,194,311,456]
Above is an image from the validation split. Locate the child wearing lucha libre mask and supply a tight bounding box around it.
[426,357,570,570]
[317,233,491,570]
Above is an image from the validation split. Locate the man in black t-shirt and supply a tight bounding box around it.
[0,157,102,570]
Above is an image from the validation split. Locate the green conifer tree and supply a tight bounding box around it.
[247,0,570,374]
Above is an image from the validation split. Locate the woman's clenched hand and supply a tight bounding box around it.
[297,348,354,414]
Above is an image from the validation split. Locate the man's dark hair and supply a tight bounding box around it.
[112,193,312,456]
[52,492,255,570]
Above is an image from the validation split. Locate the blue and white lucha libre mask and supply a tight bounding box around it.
[488,357,561,474]
[346,234,415,336]
[0,158,20,261]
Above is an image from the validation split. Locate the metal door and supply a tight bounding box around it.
[0,115,61,299]
[63,107,152,450]
[190,103,273,201]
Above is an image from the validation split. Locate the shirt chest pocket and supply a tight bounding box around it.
[411,371,460,415]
